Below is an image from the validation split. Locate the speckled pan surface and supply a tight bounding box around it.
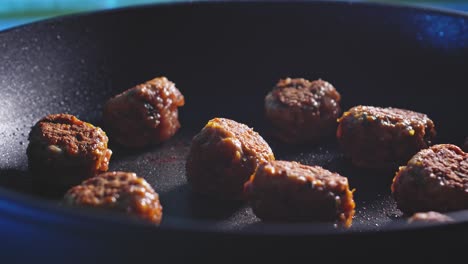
[1,1,468,261]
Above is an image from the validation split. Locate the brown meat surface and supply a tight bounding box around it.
[407,211,454,224]
[27,114,112,196]
[265,78,341,144]
[186,118,275,200]
[64,171,163,225]
[337,105,436,169]
[244,160,355,228]
[391,144,468,214]
[103,76,185,148]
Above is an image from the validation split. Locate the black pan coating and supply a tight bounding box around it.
[0,1,468,261]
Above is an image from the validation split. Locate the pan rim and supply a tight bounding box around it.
[2,0,468,34]
[2,184,468,237]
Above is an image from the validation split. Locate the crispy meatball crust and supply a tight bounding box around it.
[407,211,454,224]
[27,114,112,195]
[103,76,185,148]
[337,105,436,169]
[64,171,163,225]
[265,78,341,144]
[186,118,275,200]
[391,144,468,214]
[244,160,355,228]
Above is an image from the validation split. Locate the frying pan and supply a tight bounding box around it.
[1,1,467,262]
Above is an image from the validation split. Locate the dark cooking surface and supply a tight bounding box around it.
[1,0,468,239]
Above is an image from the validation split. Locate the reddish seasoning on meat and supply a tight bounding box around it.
[337,105,436,169]
[186,118,275,200]
[103,76,185,148]
[391,144,468,214]
[27,114,112,196]
[244,160,355,228]
[64,171,163,225]
[265,78,341,144]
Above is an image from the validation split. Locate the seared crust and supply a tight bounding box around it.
[391,144,468,214]
[103,76,185,148]
[265,78,341,144]
[186,118,275,200]
[27,114,112,195]
[407,211,454,224]
[337,105,436,169]
[64,171,163,225]
[244,160,355,228]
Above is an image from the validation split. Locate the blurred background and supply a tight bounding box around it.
[0,0,468,30]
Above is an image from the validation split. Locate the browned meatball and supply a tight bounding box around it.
[265,78,341,144]
[337,105,436,169]
[244,160,355,228]
[64,171,163,225]
[407,211,454,224]
[27,114,112,195]
[391,144,468,214]
[186,118,275,200]
[103,76,185,148]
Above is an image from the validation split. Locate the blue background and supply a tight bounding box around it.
[1,1,468,31]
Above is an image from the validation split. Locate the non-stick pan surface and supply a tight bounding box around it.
[0,1,467,262]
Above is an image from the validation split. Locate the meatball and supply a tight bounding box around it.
[391,144,468,214]
[186,118,275,200]
[244,160,355,228]
[265,78,341,144]
[337,105,436,169]
[27,114,112,196]
[407,211,454,224]
[64,171,163,225]
[103,76,185,148]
